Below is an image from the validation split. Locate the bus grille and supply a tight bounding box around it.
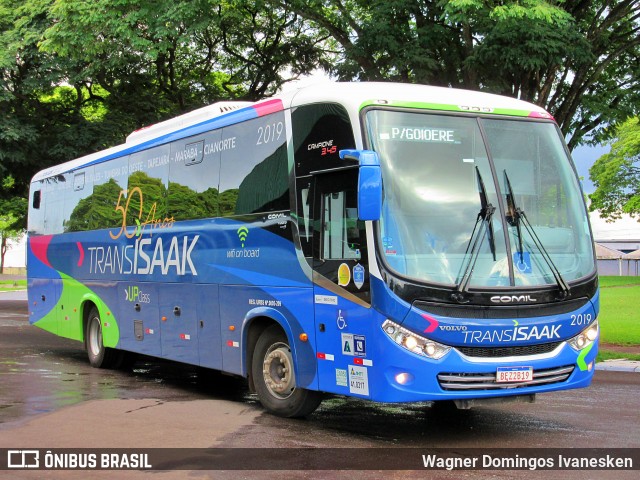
[437,365,574,391]
[455,341,562,358]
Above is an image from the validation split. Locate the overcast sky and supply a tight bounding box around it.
[571,143,609,194]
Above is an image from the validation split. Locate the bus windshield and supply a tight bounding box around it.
[365,109,595,289]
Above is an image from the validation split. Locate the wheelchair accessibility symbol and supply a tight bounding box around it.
[514,252,532,274]
[337,309,347,330]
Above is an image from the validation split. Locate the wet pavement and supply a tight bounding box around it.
[1,292,639,478]
[0,291,254,425]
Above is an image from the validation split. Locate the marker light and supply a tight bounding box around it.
[568,320,599,352]
[382,320,451,360]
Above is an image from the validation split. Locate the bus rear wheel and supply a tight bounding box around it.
[86,307,124,368]
[252,325,322,418]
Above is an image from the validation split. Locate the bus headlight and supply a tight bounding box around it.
[382,320,451,360]
[567,320,599,351]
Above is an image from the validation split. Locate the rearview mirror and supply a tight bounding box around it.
[339,149,381,221]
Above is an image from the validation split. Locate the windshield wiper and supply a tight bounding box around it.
[503,170,570,298]
[452,167,496,303]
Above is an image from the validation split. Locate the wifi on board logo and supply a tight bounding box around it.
[237,226,249,247]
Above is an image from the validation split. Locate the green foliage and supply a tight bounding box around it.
[167,183,219,220]
[219,190,239,217]
[64,179,123,232]
[589,118,640,220]
[0,176,27,232]
[0,175,26,270]
[1,0,327,231]
[66,173,226,232]
[284,0,640,148]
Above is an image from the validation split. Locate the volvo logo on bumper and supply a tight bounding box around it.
[490,295,537,304]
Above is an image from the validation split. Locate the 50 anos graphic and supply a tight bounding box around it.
[109,187,175,240]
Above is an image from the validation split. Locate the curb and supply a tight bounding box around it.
[595,360,640,373]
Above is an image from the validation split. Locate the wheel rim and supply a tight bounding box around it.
[88,317,102,356]
[262,342,295,400]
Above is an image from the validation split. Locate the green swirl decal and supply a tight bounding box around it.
[577,342,595,372]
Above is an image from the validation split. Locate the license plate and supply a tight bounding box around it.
[496,366,533,383]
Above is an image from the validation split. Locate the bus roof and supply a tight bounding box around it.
[31,82,551,183]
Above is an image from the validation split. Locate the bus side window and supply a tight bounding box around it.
[91,156,130,231]
[28,186,45,235]
[168,134,219,220]
[64,168,94,232]
[128,145,170,225]
[299,184,312,242]
[292,103,356,258]
[321,190,362,261]
[42,174,68,235]
[32,190,41,209]
[219,111,289,217]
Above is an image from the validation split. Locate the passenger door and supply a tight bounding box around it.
[311,170,371,395]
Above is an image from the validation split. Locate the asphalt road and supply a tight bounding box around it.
[0,291,638,479]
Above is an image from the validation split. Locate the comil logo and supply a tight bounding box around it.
[490,295,537,304]
[237,227,249,248]
[8,450,39,468]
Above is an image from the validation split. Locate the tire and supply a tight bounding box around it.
[252,325,322,418]
[86,307,121,368]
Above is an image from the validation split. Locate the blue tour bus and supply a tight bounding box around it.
[27,82,599,417]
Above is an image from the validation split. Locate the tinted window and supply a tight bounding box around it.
[292,103,356,177]
[127,145,170,229]
[168,131,221,220]
[81,156,130,232]
[42,175,70,234]
[28,186,44,234]
[64,168,95,232]
[292,103,356,256]
[321,190,362,261]
[219,111,289,216]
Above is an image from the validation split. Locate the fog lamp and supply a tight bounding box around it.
[395,372,413,385]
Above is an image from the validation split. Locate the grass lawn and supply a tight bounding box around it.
[0,280,27,292]
[596,276,640,361]
[597,350,640,362]
[599,276,640,288]
[598,276,640,345]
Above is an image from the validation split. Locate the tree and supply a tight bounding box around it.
[0,210,24,272]
[1,0,328,223]
[588,117,640,220]
[0,176,26,272]
[40,0,327,102]
[1,0,129,219]
[280,0,640,149]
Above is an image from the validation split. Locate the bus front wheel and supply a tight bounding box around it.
[252,325,322,418]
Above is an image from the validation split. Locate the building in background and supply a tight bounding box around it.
[591,211,640,276]
[3,236,26,275]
